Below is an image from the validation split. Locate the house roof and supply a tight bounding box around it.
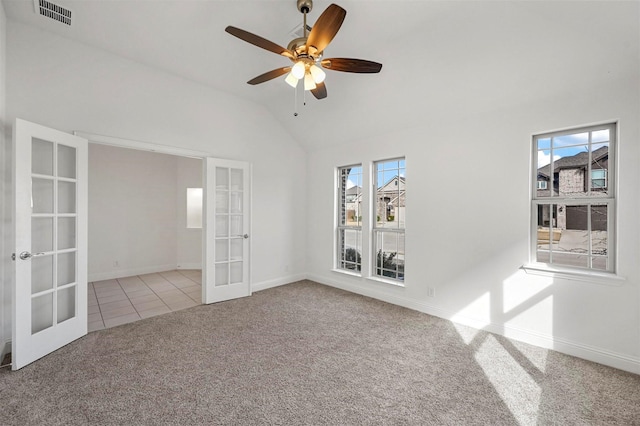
[538,146,608,178]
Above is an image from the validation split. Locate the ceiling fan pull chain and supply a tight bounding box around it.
[293,83,298,117]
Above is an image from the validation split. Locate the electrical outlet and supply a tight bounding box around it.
[427,287,436,297]
[113,260,119,267]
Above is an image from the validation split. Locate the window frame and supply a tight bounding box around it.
[530,123,616,275]
[371,158,406,283]
[336,164,363,274]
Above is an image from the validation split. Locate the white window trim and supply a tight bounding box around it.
[336,164,363,274]
[528,122,617,277]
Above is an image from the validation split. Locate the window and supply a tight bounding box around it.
[591,169,607,190]
[373,158,405,280]
[537,180,548,190]
[186,187,203,228]
[337,165,363,272]
[532,123,615,272]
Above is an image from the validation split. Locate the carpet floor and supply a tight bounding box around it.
[1,280,639,425]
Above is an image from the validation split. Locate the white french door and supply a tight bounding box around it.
[12,119,88,370]
[203,158,251,304]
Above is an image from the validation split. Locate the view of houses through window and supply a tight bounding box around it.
[336,159,406,282]
[533,123,615,271]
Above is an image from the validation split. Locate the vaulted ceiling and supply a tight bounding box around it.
[3,0,638,150]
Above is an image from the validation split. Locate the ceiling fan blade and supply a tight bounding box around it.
[311,81,327,99]
[306,4,346,54]
[247,67,292,85]
[321,58,383,73]
[225,26,294,59]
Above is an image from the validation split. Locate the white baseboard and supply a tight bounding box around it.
[252,273,307,293]
[307,273,640,375]
[88,264,178,282]
[176,263,201,270]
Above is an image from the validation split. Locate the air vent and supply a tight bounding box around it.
[33,0,72,26]
[287,23,312,40]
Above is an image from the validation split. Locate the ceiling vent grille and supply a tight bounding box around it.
[33,0,72,26]
[287,23,312,40]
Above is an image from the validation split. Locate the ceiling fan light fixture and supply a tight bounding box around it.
[309,64,326,84]
[304,73,317,91]
[291,61,306,79]
[285,72,299,88]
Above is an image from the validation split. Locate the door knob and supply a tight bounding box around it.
[243,234,249,239]
[18,251,45,260]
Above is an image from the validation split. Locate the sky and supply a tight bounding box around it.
[537,129,609,168]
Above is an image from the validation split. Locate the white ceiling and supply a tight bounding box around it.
[3,0,638,150]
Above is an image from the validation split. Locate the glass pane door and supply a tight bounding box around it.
[214,166,244,287]
[30,137,78,334]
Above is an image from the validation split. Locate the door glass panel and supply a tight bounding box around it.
[57,144,76,179]
[230,215,242,236]
[58,181,76,213]
[230,192,242,214]
[32,217,53,253]
[215,264,228,286]
[57,252,76,286]
[230,239,242,260]
[32,178,54,213]
[215,216,229,237]
[215,191,229,213]
[230,168,243,190]
[230,262,242,284]
[216,167,229,189]
[57,286,76,324]
[32,255,54,294]
[32,138,54,176]
[57,217,76,250]
[215,239,228,262]
[32,293,54,334]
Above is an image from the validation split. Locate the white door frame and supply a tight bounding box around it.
[73,131,252,304]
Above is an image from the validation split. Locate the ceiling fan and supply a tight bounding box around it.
[225,0,382,101]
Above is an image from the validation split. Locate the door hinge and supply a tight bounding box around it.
[11,253,16,261]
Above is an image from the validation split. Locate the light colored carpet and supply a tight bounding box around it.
[1,280,639,425]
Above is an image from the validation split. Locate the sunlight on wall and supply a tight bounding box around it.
[475,334,541,425]
[503,271,555,337]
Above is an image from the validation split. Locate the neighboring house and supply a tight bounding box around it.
[376,176,405,224]
[345,185,362,223]
[537,146,608,231]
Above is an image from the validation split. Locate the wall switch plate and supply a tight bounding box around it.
[427,287,435,297]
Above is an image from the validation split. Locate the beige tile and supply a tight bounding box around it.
[97,292,129,304]
[129,293,162,305]
[101,305,137,320]
[157,289,185,299]
[88,295,98,307]
[89,304,100,315]
[104,313,141,328]
[93,279,120,289]
[88,312,103,323]
[99,299,134,313]
[169,278,196,288]
[166,299,198,311]
[138,305,172,319]
[88,321,105,332]
[133,299,167,312]
[125,287,155,298]
[149,282,179,293]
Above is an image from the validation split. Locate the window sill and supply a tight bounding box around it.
[366,276,406,288]
[521,263,626,286]
[331,268,362,278]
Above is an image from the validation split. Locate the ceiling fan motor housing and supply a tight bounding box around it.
[297,0,313,14]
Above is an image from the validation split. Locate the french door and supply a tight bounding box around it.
[203,158,251,303]
[12,119,88,370]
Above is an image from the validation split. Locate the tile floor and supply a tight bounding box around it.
[88,270,202,332]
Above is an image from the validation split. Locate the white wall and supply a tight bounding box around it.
[0,0,9,354]
[306,6,640,373]
[88,144,180,281]
[176,156,202,270]
[4,21,307,332]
